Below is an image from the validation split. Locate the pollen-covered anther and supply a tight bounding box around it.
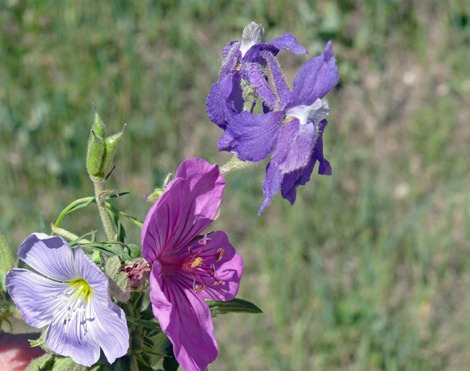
[282,116,295,125]
[233,62,241,73]
[193,278,206,293]
[212,280,223,286]
[191,257,204,268]
[215,248,224,262]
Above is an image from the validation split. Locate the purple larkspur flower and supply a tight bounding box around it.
[6,233,129,367]
[141,158,243,371]
[218,42,339,214]
[206,22,307,130]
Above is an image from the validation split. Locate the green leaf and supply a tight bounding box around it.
[105,201,127,243]
[127,316,161,332]
[52,356,87,371]
[26,353,54,371]
[66,197,95,212]
[117,210,143,228]
[162,342,179,371]
[0,233,15,292]
[79,242,128,258]
[163,356,179,371]
[206,298,262,317]
[54,193,129,230]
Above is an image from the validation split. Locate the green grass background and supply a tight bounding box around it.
[1,0,470,369]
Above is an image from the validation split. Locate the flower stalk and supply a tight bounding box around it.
[220,155,252,175]
[91,175,117,241]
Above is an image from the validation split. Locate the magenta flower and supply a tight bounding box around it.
[6,233,129,367]
[141,158,243,371]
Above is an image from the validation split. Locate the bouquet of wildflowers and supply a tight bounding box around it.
[0,22,338,370]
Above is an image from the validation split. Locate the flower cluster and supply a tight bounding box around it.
[206,22,339,214]
[2,22,338,371]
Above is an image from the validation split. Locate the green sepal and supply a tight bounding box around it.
[127,243,141,259]
[147,173,172,203]
[0,233,15,292]
[86,129,106,177]
[26,354,87,371]
[99,125,126,175]
[29,331,46,347]
[104,255,130,303]
[52,356,87,371]
[206,298,262,317]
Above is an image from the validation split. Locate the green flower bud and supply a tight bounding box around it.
[92,111,106,138]
[99,124,126,175]
[86,129,106,177]
[146,187,164,203]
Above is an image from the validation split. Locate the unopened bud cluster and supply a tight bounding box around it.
[86,112,125,178]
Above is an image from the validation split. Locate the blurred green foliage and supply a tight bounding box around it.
[1,0,470,369]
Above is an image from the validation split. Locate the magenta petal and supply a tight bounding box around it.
[190,231,243,301]
[149,265,218,371]
[142,178,185,262]
[142,158,225,261]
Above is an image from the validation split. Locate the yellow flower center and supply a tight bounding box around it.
[69,277,93,303]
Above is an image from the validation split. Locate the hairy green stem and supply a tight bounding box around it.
[220,155,253,175]
[91,176,116,241]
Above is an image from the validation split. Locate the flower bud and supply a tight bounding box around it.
[92,111,106,138]
[99,124,126,176]
[86,129,106,177]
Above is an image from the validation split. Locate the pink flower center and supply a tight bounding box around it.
[183,235,225,293]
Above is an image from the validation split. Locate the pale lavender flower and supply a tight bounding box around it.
[218,42,339,214]
[141,158,243,371]
[6,233,129,367]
